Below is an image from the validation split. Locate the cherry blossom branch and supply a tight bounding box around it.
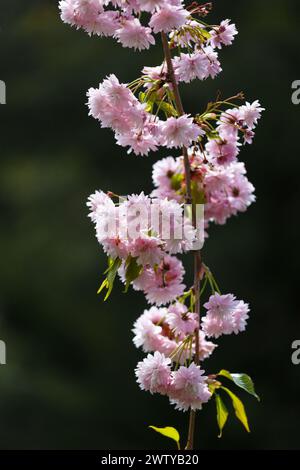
[161,31,202,451]
[60,0,264,449]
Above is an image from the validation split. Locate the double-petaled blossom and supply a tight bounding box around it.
[173,52,210,83]
[114,18,155,50]
[135,354,212,411]
[133,255,186,305]
[202,293,250,338]
[149,4,189,33]
[135,351,172,394]
[205,137,240,167]
[59,0,119,37]
[160,115,204,148]
[132,305,216,362]
[169,363,211,411]
[209,19,238,49]
[166,302,198,335]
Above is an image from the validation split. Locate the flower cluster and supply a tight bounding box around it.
[133,304,216,362]
[60,0,235,51]
[202,293,249,338]
[135,352,211,411]
[87,190,199,305]
[84,9,242,156]
[87,65,263,161]
[87,74,203,155]
[59,0,191,49]
[152,151,257,228]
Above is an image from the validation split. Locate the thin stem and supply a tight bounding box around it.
[161,32,192,204]
[161,32,202,451]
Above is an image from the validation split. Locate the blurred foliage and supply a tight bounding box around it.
[0,0,299,449]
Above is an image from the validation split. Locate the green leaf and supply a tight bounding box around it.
[215,393,229,438]
[124,257,143,293]
[149,426,180,450]
[97,257,122,301]
[139,90,158,113]
[208,380,221,395]
[159,101,178,117]
[197,28,211,41]
[218,370,260,401]
[205,129,219,140]
[139,91,146,102]
[221,386,250,433]
[170,173,183,191]
[191,181,206,204]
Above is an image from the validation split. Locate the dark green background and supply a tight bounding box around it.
[0,0,299,449]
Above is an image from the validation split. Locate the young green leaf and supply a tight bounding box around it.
[97,257,122,301]
[196,27,212,42]
[218,370,260,401]
[149,426,180,450]
[171,173,184,191]
[215,393,229,438]
[124,257,143,292]
[159,101,178,117]
[221,386,250,433]
[191,181,206,204]
[139,91,146,102]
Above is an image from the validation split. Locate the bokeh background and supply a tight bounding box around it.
[0,0,299,450]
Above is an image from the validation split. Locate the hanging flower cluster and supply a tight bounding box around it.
[87,73,204,156]
[59,0,263,446]
[87,190,199,304]
[152,153,256,228]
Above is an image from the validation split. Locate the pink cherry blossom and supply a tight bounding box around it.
[87,75,145,134]
[132,306,170,352]
[93,11,120,37]
[151,198,196,254]
[115,18,155,50]
[202,293,250,338]
[198,331,217,360]
[173,52,210,83]
[133,255,186,305]
[130,236,163,266]
[232,301,250,333]
[227,172,256,214]
[135,351,172,394]
[116,126,159,156]
[87,190,114,222]
[160,115,203,148]
[204,293,238,316]
[238,100,265,129]
[205,137,240,166]
[152,156,180,188]
[210,19,238,49]
[203,46,222,78]
[149,4,189,33]
[136,0,166,13]
[169,363,211,411]
[166,302,198,335]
